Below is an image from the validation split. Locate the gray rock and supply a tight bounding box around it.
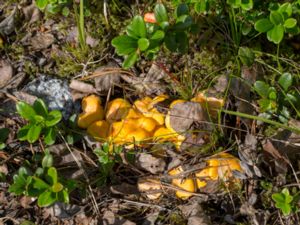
[23,75,74,119]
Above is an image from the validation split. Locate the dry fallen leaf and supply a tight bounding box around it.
[136,153,166,174]
[30,33,55,50]
[0,60,13,89]
[0,7,16,36]
[94,62,122,92]
[121,63,168,95]
[169,101,204,133]
[70,79,97,94]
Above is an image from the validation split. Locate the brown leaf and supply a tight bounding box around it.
[121,64,168,95]
[110,183,139,195]
[22,3,41,24]
[94,62,121,92]
[70,79,97,94]
[169,102,204,133]
[135,153,166,174]
[30,33,55,50]
[262,139,289,174]
[0,7,16,35]
[0,60,13,89]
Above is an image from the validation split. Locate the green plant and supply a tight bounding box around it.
[35,0,72,16]
[255,2,299,44]
[112,3,194,68]
[9,150,76,207]
[16,99,62,145]
[253,72,300,123]
[0,128,9,149]
[93,143,123,186]
[272,188,300,216]
[74,0,87,51]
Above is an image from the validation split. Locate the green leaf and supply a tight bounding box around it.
[278,3,292,17]
[20,220,36,225]
[0,128,9,143]
[238,47,255,66]
[122,51,138,69]
[278,73,292,91]
[33,99,48,117]
[32,177,50,190]
[47,167,58,184]
[227,0,239,8]
[45,110,62,127]
[111,35,138,56]
[240,0,253,11]
[268,87,277,100]
[42,150,53,168]
[44,127,56,145]
[61,189,69,203]
[62,6,70,17]
[272,192,285,203]
[242,22,252,35]
[27,124,42,143]
[280,203,292,216]
[258,99,273,111]
[284,18,297,29]
[154,3,168,23]
[254,81,270,98]
[255,19,274,33]
[282,188,293,203]
[267,24,284,44]
[138,38,150,51]
[46,4,60,14]
[16,102,36,121]
[194,1,208,14]
[36,0,48,10]
[38,190,57,207]
[127,15,147,38]
[150,30,165,41]
[52,182,64,192]
[174,15,193,30]
[176,3,189,18]
[270,11,284,25]
[17,124,31,141]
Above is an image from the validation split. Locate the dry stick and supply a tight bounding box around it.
[78,68,135,81]
[116,198,170,211]
[58,132,100,215]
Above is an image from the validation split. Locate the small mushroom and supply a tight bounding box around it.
[195,152,243,189]
[77,95,104,128]
[106,98,131,122]
[169,166,196,200]
[133,96,166,126]
[87,120,110,139]
[191,91,224,118]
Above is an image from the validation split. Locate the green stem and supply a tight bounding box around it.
[79,0,86,50]
[277,43,282,71]
[221,109,300,134]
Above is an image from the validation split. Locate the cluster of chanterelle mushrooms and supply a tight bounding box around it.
[77,92,244,200]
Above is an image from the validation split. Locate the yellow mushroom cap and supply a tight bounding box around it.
[134,97,153,114]
[169,166,196,199]
[77,95,104,128]
[195,152,243,190]
[153,127,178,142]
[137,117,158,133]
[137,178,162,200]
[125,108,143,119]
[134,97,165,125]
[106,98,131,122]
[87,120,110,139]
[191,92,224,118]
